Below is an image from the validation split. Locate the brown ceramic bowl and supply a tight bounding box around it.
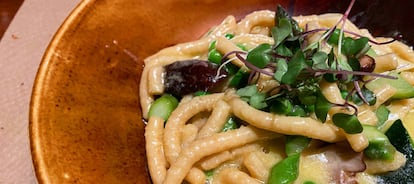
[30,0,414,183]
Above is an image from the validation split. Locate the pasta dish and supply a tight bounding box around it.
[139,1,414,183]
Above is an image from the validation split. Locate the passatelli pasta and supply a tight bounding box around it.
[140,3,414,184]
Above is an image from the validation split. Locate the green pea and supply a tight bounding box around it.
[225,33,234,39]
[208,48,223,65]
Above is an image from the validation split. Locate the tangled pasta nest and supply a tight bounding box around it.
[140,8,414,184]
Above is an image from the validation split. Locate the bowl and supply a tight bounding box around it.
[29,0,414,183]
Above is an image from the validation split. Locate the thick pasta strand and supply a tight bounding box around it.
[198,143,261,170]
[235,10,275,35]
[214,167,262,184]
[141,9,414,184]
[145,117,168,184]
[164,93,224,163]
[163,126,280,184]
[184,167,206,184]
[197,100,231,139]
[228,97,344,142]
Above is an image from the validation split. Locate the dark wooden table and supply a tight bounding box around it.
[0,0,24,39]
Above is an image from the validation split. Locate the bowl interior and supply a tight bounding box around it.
[30,0,414,183]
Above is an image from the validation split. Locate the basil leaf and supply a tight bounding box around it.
[332,113,363,134]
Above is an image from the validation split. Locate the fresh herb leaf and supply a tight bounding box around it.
[311,51,329,70]
[352,87,376,105]
[228,68,249,88]
[270,98,293,115]
[281,50,307,85]
[274,44,293,57]
[341,37,369,57]
[246,43,273,68]
[272,18,293,47]
[222,117,240,132]
[332,113,363,134]
[274,59,288,81]
[236,85,268,109]
[250,93,268,109]
[288,106,306,117]
[327,29,343,45]
[237,85,258,101]
[315,91,332,122]
[275,5,301,36]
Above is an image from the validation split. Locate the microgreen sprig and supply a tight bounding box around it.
[216,3,400,134]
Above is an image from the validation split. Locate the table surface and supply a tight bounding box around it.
[0,0,24,39]
[0,0,80,183]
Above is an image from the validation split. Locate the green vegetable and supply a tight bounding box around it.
[274,59,288,81]
[148,94,179,120]
[314,91,332,122]
[224,33,234,39]
[303,181,316,184]
[208,41,216,51]
[363,125,396,160]
[287,105,307,117]
[375,105,390,129]
[281,50,307,85]
[268,153,300,184]
[246,43,273,68]
[351,87,376,105]
[275,5,302,36]
[194,91,209,96]
[272,18,293,47]
[332,113,363,134]
[221,117,240,132]
[270,98,293,115]
[341,37,370,57]
[236,85,268,109]
[285,135,310,156]
[366,71,414,99]
[208,48,222,64]
[311,51,329,70]
[379,120,414,182]
[327,29,343,45]
[228,68,248,88]
[205,169,215,183]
